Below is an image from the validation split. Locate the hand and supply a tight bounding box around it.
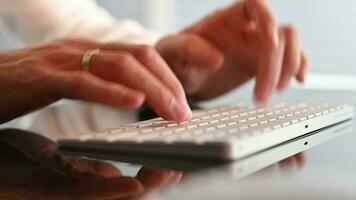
[0,129,183,200]
[0,39,191,123]
[156,0,308,104]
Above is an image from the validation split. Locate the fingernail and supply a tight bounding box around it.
[171,100,192,121]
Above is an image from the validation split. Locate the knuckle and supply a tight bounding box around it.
[115,53,135,66]
[134,45,157,60]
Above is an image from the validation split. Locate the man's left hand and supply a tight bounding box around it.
[156,0,308,105]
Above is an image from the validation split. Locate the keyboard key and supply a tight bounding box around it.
[166,123,178,127]
[141,129,154,133]
[187,124,198,129]
[79,134,94,141]
[216,131,227,138]
[283,122,291,127]
[300,117,307,121]
[161,130,173,136]
[175,127,186,132]
[217,124,227,129]
[239,126,248,131]
[107,132,139,142]
[291,119,299,124]
[193,130,204,135]
[228,122,238,126]
[199,122,209,126]
[205,127,216,132]
[273,124,282,129]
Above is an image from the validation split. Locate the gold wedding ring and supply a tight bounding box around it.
[80,48,101,71]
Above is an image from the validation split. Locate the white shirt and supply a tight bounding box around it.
[0,0,161,139]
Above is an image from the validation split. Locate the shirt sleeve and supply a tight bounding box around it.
[0,0,163,137]
[0,0,161,46]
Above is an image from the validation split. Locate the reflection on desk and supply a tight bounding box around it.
[137,120,354,200]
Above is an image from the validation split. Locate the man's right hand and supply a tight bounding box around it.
[0,39,191,124]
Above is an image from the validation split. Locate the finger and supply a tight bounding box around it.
[296,51,308,83]
[90,52,191,121]
[69,158,122,178]
[277,26,301,91]
[65,176,143,200]
[136,168,183,192]
[157,34,224,71]
[244,0,279,47]
[254,30,286,105]
[178,34,224,70]
[51,71,145,110]
[100,43,190,102]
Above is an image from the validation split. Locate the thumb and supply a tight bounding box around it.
[157,34,224,70]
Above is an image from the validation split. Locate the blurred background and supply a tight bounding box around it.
[1,0,356,127]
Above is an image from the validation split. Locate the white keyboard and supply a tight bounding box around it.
[59,103,354,160]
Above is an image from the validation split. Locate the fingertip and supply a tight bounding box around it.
[277,79,289,92]
[164,99,192,122]
[253,85,272,107]
[118,90,146,110]
[182,106,193,121]
[296,66,307,84]
[181,101,193,121]
[210,51,225,70]
[130,92,146,108]
[120,177,145,193]
[110,177,145,198]
[253,93,267,108]
[172,102,192,122]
